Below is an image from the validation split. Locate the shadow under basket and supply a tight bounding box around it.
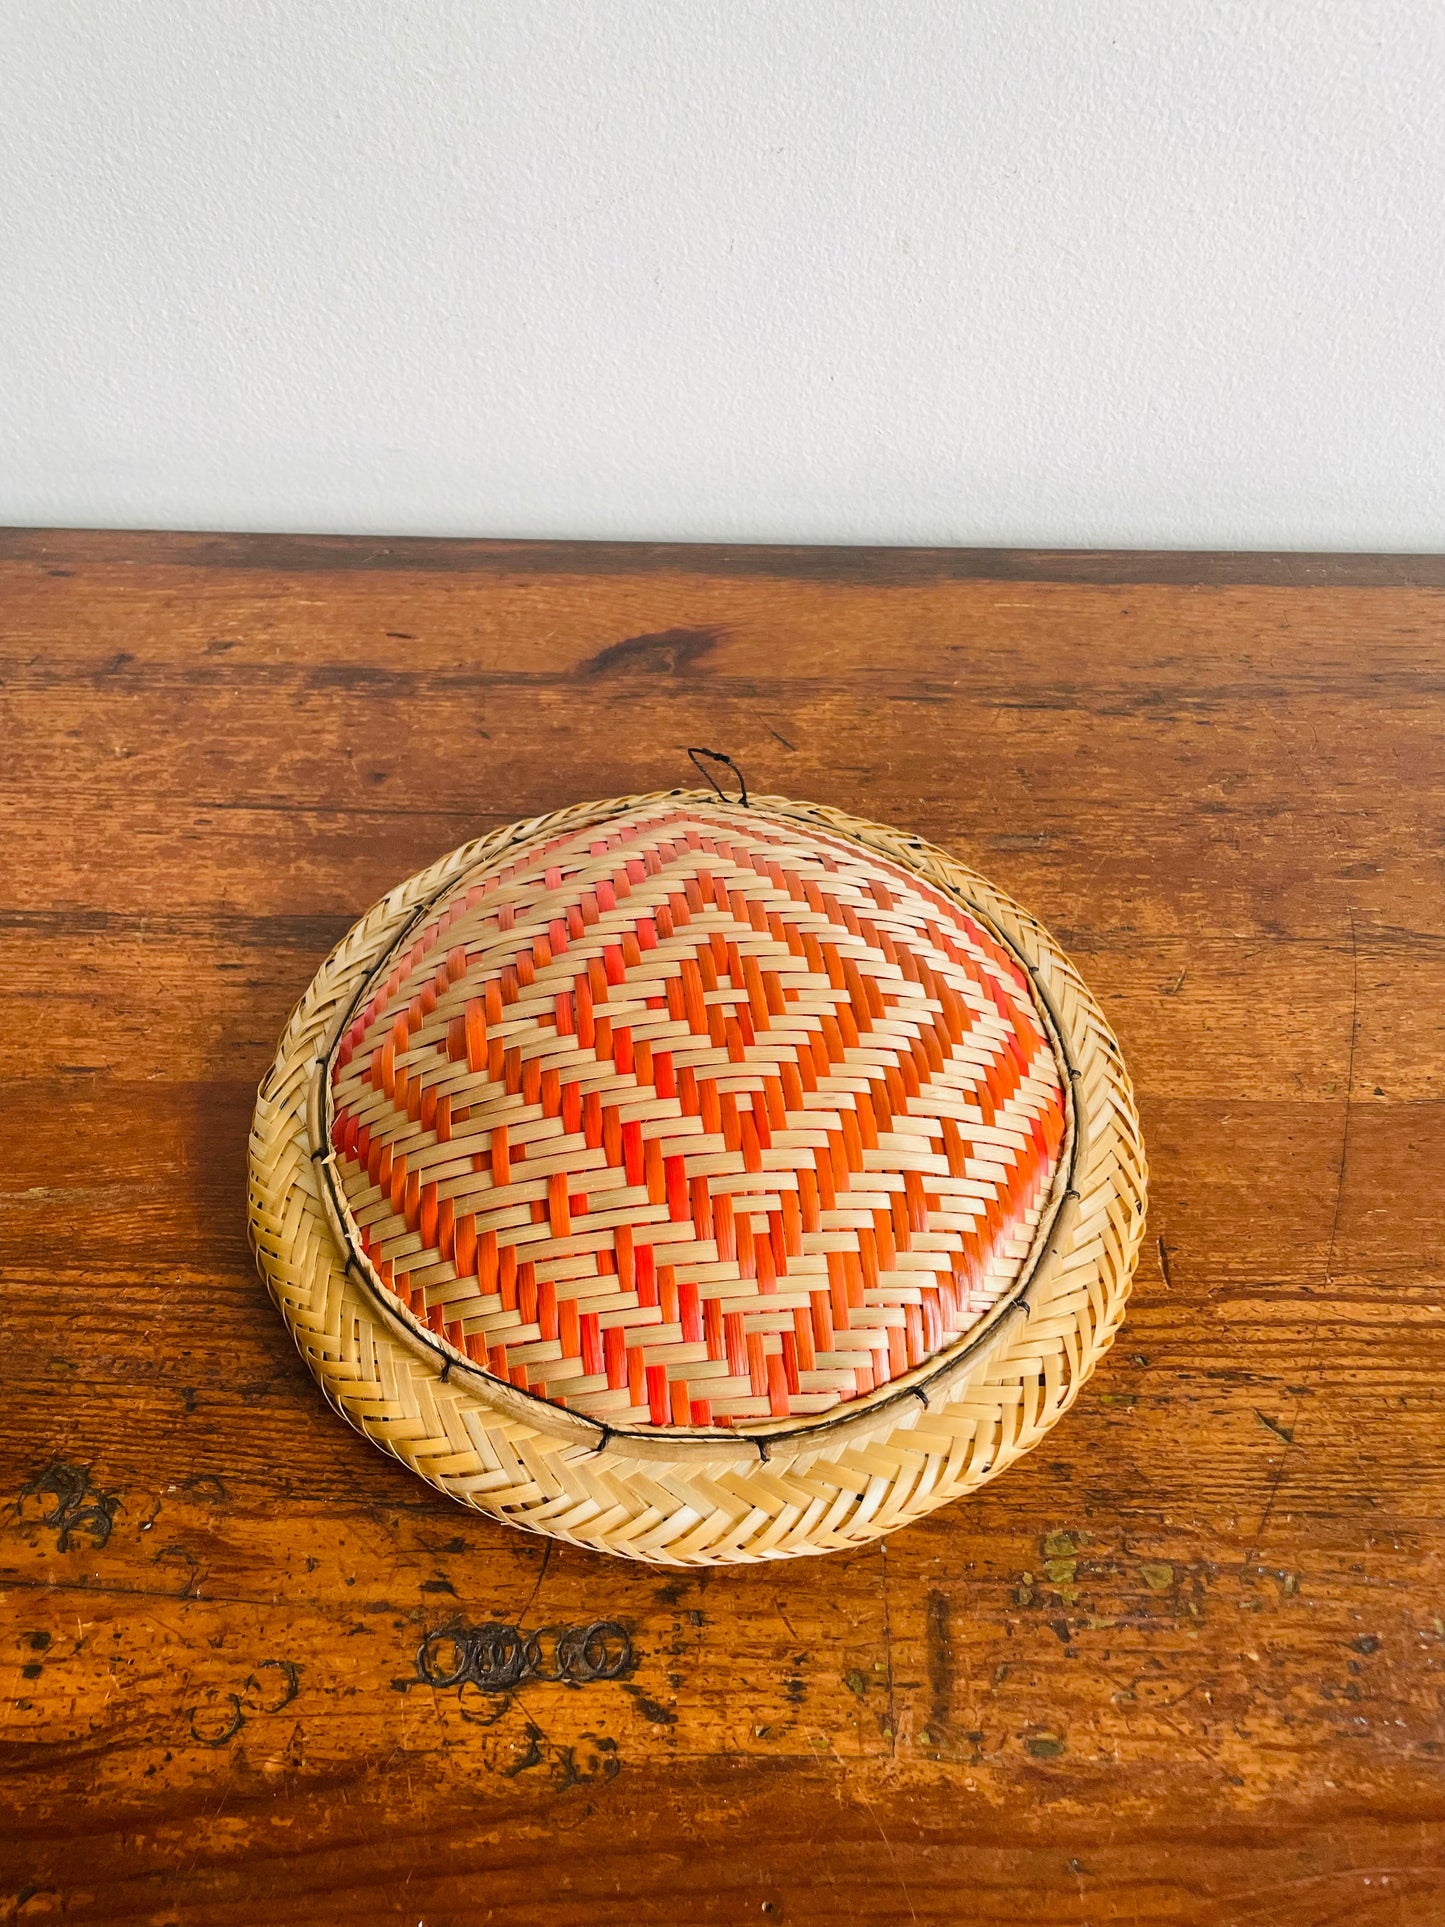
[247,791,1146,1564]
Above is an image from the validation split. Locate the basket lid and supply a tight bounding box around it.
[322,798,1069,1432]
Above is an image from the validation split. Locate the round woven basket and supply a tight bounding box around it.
[248,791,1146,1564]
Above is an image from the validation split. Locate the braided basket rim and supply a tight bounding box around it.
[247,791,1147,1562]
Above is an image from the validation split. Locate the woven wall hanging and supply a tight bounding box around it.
[248,788,1146,1564]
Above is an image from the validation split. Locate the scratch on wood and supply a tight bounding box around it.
[514,1538,553,1625]
[1255,1410,1294,1444]
[1245,907,1361,1568]
[878,1541,898,1753]
[925,1590,953,1745]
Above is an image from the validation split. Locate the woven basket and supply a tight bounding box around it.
[248,791,1146,1564]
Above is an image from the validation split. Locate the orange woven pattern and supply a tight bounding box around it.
[327,804,1066,1428]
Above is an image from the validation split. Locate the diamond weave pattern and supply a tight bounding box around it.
[328,804,1066,1428]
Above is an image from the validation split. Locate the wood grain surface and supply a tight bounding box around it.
[2,530,1444,1925]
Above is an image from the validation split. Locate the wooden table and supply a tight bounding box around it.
[4,532,1444,1925]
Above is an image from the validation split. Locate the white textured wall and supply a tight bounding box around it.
[1,2,1442,548]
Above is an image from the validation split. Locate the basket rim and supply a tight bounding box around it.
[306,789,1084,1456]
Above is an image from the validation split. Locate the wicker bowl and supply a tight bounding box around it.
[248,792,1145,1564]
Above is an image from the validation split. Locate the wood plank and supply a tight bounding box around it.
[3,532,1444,1925]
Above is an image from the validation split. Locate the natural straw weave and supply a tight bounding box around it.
[248,792,1146,1563]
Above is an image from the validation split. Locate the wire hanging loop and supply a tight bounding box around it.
[687,747,749,808]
